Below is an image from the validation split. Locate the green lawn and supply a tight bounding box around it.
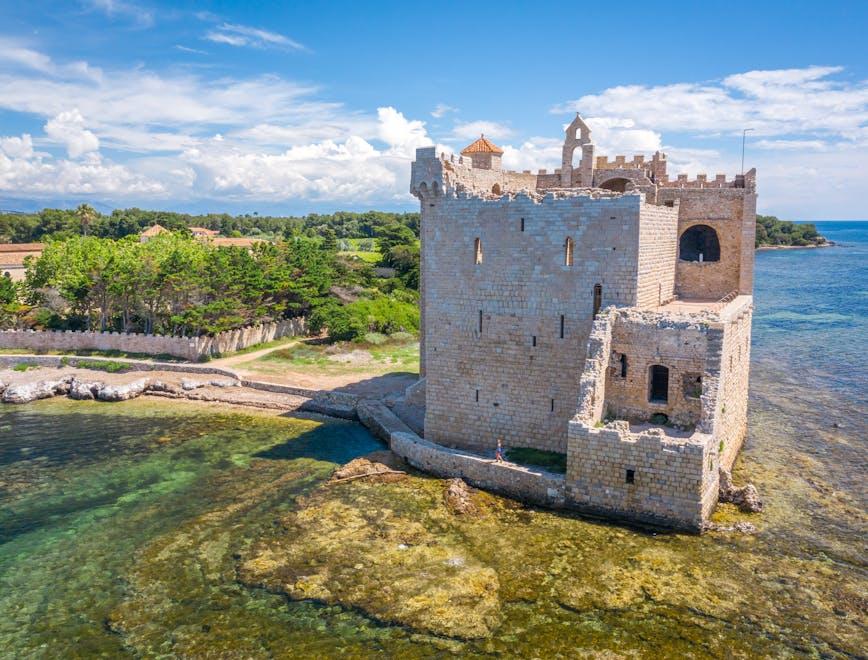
[505,447,568,474]
[241,337,419,377]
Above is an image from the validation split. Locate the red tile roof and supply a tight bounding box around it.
[460,135,504,155]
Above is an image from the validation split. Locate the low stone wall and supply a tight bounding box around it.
[0,318,306,361]
[358,400,566,509]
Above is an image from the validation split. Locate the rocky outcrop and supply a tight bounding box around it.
[69,378,100,400]
[443,478,478,515]
[330,451,406,483]
[181,379,204,391]
[702,521,757,534]
[718,467,763,513]
[2,377,71,403]
[97,378,151,402]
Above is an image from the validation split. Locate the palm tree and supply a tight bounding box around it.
[75,203,97,236]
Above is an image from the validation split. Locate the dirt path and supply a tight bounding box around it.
[210,338,299,369]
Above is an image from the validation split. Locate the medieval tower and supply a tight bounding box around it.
[409,114,756,530]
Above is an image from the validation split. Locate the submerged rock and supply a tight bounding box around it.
[97,378,151,402]
[719,467,764,513]
[330,451,406,483]
[2,377,70,403]
[444,478,478,516]
[239,481,501,640]
[702,521,757,534]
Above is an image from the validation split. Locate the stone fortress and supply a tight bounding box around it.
[408,114,756,531]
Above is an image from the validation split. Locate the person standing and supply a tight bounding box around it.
[495,438,504,463]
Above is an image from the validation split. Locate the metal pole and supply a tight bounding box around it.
[741,128,754,175]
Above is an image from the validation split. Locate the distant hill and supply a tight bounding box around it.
[755,215,829,248]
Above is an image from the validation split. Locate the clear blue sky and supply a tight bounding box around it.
[0,0,866,218]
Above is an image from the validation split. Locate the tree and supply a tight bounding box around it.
[75,204,98,236]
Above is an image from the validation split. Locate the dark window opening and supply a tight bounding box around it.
[679,224,721,262]
[550,398,555,412]
[649,365,669,403]
[600,177,629,192]
[520,217,525,232]
[683,373,702,399]
[475,389,479,402]
[664,200,675,208]
[619,354,628,378]
[593,283,602,317]
[559,315,565,339]
[625,469,635,484]
[478,310,483,333]
[532,335,537,347]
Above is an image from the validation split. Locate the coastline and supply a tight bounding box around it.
[756,241,834,251]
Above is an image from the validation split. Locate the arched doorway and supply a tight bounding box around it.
[679,225,720,262]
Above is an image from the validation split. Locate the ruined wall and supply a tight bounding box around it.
[636,203,678,307]
[657,186,756,300]
[566,420,713,530]
[0,318,306,361]
[709,299,753,469]
[421,190,647,453]
[604,310,708,427]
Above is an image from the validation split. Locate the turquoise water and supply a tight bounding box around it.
[0,222,865,657]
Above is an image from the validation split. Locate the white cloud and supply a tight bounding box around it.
[44,109,100,158]
[204,23,307,51]
[0,136,164,196]
[450,120,513,142]
[553,66,868,139]
[377,107,432,158]
[84,0,154,27]
[0,134,34,159]
[175,45,207,55]
[431,103,457,118]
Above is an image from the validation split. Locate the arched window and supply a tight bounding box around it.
[649,365,669,403]
[564,237,574,266]
[474,237,483,264]
[679,225,721,262]
[593,283,602,317]
[599,177,630,193]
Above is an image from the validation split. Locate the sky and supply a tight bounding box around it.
[0,1,866,219]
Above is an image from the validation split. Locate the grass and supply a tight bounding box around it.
[61,357,130,373]
[505,447,568,474]
[243,336,419,377]
[12,362,41,372]
[338,250,381,264]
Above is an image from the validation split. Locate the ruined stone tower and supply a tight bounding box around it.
[410,114,756,530]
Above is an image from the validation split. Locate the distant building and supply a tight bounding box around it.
[140,224,169,242]
[189,226,220,238]
[0,243,45,281]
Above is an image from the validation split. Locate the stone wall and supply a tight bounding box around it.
[711,299,753,469]
[358,400,566,509]
[657,186,757,300]
[636,203,678,307]
[0,318,306,361]
[566,420,712,530]
[604,309,709,427]
[420,189,665,454]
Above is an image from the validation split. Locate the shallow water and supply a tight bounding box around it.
[0,222,866,658]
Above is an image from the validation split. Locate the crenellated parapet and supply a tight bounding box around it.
[660,168,756,191]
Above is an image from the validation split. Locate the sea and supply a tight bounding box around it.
[0,220,865,657]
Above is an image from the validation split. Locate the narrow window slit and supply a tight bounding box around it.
[559,315,565,339]
[626,469,635,484]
